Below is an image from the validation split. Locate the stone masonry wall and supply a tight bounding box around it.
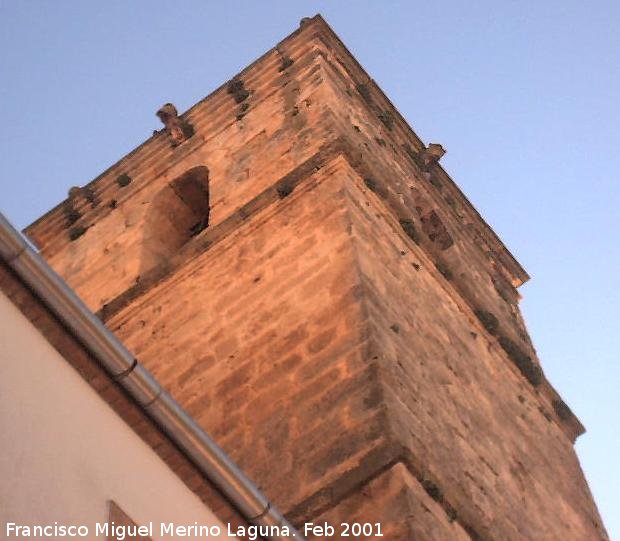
[100,156,607,539]
[342,167,607,540]
[107,158,387,515]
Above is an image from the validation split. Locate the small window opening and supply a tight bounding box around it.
[171,166,210,236]
[140,166,209,274]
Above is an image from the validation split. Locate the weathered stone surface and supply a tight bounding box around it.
[24,15,607,541]
[308,462,471,541]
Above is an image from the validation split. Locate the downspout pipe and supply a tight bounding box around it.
[0,212,303,541]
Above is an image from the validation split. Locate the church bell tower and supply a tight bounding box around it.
[25,15,607,541]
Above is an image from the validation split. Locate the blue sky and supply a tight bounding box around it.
[1,1,618,537]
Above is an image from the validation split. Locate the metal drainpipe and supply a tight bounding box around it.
[0,212,303,541]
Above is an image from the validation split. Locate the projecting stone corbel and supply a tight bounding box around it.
[419,143,446,169]
[156,103,195,147]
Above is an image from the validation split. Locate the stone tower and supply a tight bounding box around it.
[26,15,607,541]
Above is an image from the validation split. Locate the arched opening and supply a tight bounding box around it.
[170,166,210,235]
[140,166,209,274]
